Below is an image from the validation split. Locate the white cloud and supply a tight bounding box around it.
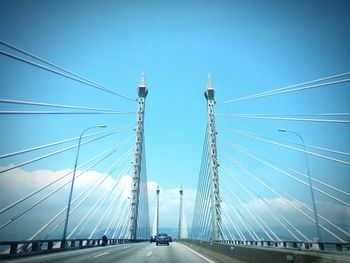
[0,167,196,240]
[0,167,133,240]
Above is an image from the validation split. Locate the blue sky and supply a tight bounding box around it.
[1,0,349,239]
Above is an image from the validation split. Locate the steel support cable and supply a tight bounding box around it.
[0,140,133,231]
[79,167,132,239]
[111,200,129,239]
[199,138,212,237]
[224,78,350,103]
[106,189,130,235]
[0,135,134,215]
[226,176,281,241]
[194,174,210,240]
[234,206,259,241]
[218,126,350,166]
[46,170,121,239]
[0,41,136,102]
[219,139,350,208]
[219,126,350,158]
[225,206,247,241]
[222,186,259,240]
[221,113,350,117]
[74,161,133,237]
[218,218,229,240]
[0,111,136,115]
[0,129,134,174]
[219,134,350,200]
[29,145,133,240]
[196,168,211,239]
[221,160,309,241]
[117,207,131,239]
[192,132,210,238]
[196,170,211,238]
[226,196,260,241]
[89,187,124,239]
[0,40,136,101]
[223,209,243,241]
[221,211,237,240]
[200,192,212,239]
[221,219,234,240]
[218,72,350,104]
[221,176,277,241]
[0,125,134,160]
[286,166,350,198]
[111,200,128,238]
[0,49,136,102]
[215,114,350,124]
[138,146,150,238]
[221,194,251,241]
[29,164,129,242]
[221,151,346,242]
[48,149,133,239]
[0,99,135,114]
[221,204,242,240]
[222,164,303,241]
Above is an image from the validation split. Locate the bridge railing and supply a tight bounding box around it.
[0,238,133,259]
[218,239,350,253]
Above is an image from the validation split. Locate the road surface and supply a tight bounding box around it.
[2,242,215,263]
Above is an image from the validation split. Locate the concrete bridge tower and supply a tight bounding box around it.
[128,73,148,240]
[178,184,188,238]
[204,75,222,241]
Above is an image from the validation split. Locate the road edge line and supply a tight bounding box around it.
[178,242,216,263]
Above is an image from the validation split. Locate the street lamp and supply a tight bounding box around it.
[278,129,322,242]
[62,125,107,243]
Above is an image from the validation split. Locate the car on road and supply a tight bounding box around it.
[156,233,169,246]
[167,235,172,242]
[150,235,156,243]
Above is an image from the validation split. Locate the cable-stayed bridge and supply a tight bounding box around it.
[0,41,349,262]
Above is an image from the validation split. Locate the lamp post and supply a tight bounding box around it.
[62,125,107,244]
[278,129,322,242]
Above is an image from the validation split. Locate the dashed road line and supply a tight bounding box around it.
[146,251,152,257]
[94,252,110,258]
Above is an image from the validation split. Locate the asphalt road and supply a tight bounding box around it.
[2,242,215,263]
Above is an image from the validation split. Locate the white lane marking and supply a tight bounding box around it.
[122,245,130,250]
[94,251,110,258]
[179,243,216,263]
[146,251,152,257]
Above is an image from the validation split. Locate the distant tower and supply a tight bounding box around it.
[128,73,148,240]
[156,184,160,236]
[204,74,222,241]
[178,184,188,238]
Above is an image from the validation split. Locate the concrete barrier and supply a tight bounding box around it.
[178,240,350,263]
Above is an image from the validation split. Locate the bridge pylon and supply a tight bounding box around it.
[156,184,160,236]
[204,75,222,241]
[178,184,188,238]
[128,73,148,240]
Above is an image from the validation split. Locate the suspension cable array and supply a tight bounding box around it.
[192,72,350,248]
[0,40,150,245]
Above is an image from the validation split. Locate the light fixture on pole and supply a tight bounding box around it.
[278,128,322,242]
[62,125,107,245]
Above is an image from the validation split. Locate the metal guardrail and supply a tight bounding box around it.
[218,239,350,253]
[0,238,137,259]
